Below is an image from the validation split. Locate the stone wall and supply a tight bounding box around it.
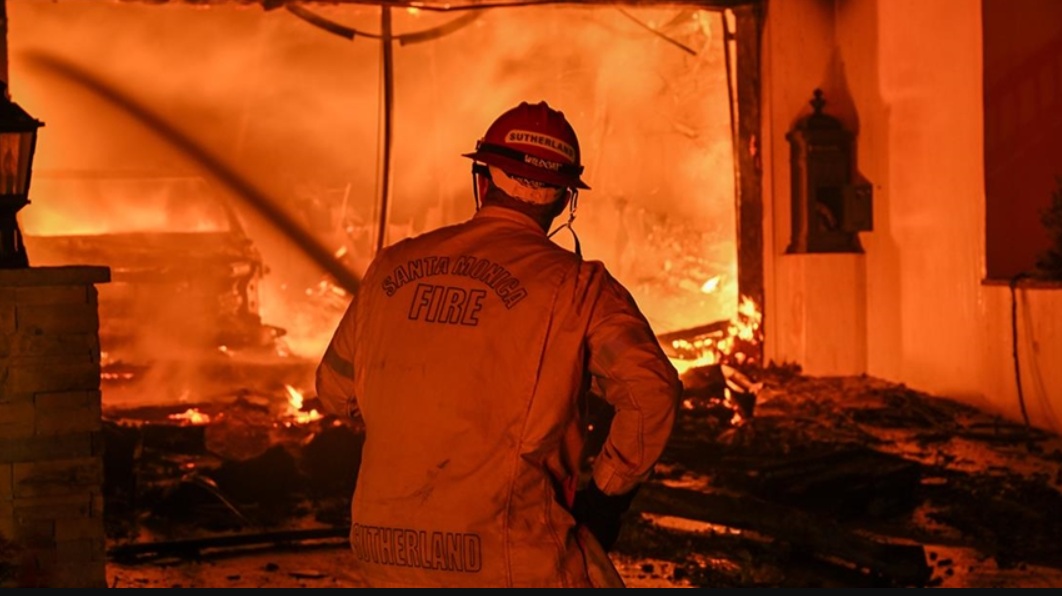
[0,265,110,588]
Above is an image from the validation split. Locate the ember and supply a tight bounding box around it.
[169,408,212,426]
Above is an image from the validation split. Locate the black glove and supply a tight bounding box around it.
[572,479,640,552]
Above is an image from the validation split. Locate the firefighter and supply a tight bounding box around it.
[315,101,682,588]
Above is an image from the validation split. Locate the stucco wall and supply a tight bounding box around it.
[761,0,871,377]
[762,0,1062,432]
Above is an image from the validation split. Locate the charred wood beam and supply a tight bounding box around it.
[733,1,765,361]
[635,483,933,586]
[107,526,350,563]
[375,4,395,256]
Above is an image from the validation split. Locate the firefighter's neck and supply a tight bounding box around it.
[480,188,569,233]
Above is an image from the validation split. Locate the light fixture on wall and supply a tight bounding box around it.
[0,81,44,269]
[785,89,873,254]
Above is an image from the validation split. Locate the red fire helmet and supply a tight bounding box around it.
[462,101,591,190]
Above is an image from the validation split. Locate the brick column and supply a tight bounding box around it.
[0,265,110,588]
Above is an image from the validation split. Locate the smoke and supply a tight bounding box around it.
[9,0,737,370]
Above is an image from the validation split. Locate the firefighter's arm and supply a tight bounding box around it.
[573,268,680,551]
[315,296,362,423]
[585,270,682,496]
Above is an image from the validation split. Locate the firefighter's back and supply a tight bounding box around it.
[348,206,596,587]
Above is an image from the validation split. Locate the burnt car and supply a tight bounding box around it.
[22,172,286,376]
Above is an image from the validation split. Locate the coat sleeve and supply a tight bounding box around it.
[584,267,682,496]
[315,293,363,423]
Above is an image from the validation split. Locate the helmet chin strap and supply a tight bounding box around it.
[548,190,581,258]
[471,164,489,211]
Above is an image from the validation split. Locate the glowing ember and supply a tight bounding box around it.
[721,388,746,426]
[283,384,322,425]
[168,408,211,425]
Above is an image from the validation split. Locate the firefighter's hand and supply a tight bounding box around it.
[572,479,640,552]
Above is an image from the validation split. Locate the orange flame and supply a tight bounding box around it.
[283,384,322,426]
[700,275,721,294]
[731,295,763,342]
[668,295,763,375]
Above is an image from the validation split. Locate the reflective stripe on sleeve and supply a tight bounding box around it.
[593,325,658,370]
[323,343,355,379]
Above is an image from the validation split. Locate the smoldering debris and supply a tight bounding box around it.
[97,355,1062,589]
[625,364,1062,588]
[102,393,363,548]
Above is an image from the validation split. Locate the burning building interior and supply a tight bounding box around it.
[1,0,1061,589]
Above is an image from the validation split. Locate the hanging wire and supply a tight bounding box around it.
[284,4,481,45]
[1009,272,1032,427]
[375,5,396,256]
[284,0,742,13]
[283,4,484,257]
[285,4,365,39]
[615,6,698,56]
[722,9,740,200]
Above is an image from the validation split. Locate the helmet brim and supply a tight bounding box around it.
[462,151,591,190]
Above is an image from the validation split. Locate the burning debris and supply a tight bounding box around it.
[663,295,765,371]
[24,174,284,359]
[102,384,362,551]
[660,295,766,430]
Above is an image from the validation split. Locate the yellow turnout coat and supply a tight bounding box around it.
[316,205,681,587]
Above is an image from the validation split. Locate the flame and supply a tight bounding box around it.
[700,275,721,294]
[283,384,322,425]
[21,176,232,237]
[668,295,763,376]
[730,295,763,342]
[14,1,740,410]
[169,408,211,425]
